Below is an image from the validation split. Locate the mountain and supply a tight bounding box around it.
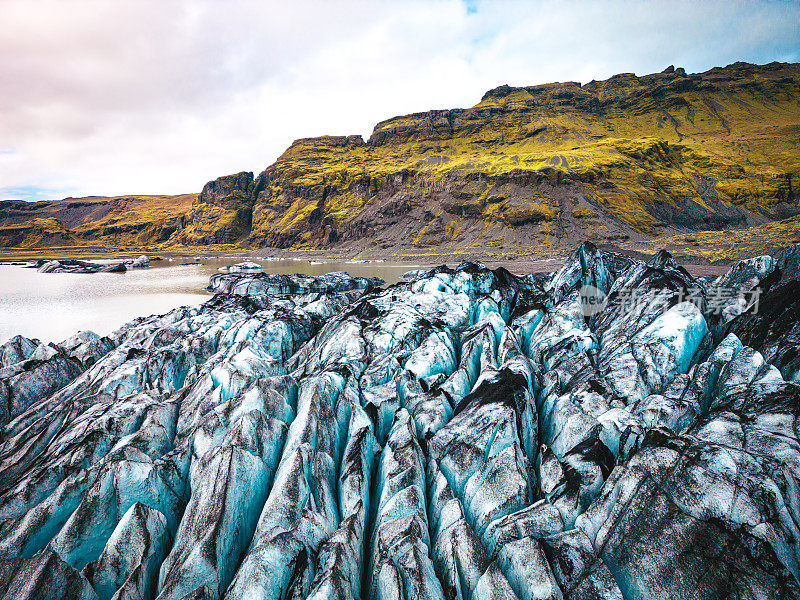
[0,194,196,249]
[2,61,799,260]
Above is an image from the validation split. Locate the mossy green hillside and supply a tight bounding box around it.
[0,194,196,248]
[1,61,798,259]
[245,62,800,250]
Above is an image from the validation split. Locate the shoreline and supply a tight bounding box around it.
[0,243,735,277]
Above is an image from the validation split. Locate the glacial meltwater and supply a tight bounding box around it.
[0,258,414,344]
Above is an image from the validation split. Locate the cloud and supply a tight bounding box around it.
[1,0,798,200]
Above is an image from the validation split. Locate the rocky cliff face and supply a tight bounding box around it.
[167,61,799,257]
[175,172,260,245]
[2,244,800,599]
[234,61,800,254]
[2,62,799,258]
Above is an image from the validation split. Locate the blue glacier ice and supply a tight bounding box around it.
[1,248,800,599]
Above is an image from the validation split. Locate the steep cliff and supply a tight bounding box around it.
[175,172,259,244]
[238,61,800,253]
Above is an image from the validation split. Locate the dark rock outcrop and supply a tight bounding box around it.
[177,172,258,245]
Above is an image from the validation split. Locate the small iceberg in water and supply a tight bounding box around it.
[218,261,263,273]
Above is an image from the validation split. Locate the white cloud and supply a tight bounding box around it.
[0,0,797,200]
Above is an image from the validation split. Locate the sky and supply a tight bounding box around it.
[1,0,798,202]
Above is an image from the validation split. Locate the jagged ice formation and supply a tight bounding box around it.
[2,244,800,599]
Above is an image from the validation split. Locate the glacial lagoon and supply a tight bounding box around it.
[0,258,415,344]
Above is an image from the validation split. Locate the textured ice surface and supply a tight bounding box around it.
[2,248,800,599]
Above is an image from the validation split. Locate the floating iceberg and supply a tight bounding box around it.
[217,261,262,273]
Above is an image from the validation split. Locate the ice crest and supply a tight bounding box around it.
[1,252,800,599]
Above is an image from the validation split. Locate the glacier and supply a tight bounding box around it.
[1,242,800,599]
